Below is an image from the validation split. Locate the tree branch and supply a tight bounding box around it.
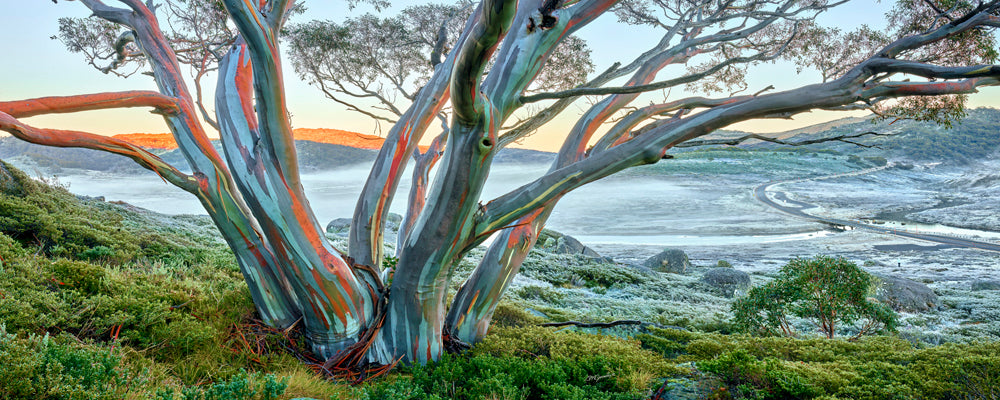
[0,91,179,118]
[521,36,792,104]
[676,131,892,148]
[866,58,1000,80]
[0,111,196,192]
[451,0,518,125]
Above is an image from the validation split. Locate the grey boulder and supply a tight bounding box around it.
[643,248,690,274]
[971,280,1000,291]
[701,267,751,298]
[875,274,939,312]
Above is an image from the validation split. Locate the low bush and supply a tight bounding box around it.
[637,327,1000,399]
[360,326,676,400]
[0,329,143,400]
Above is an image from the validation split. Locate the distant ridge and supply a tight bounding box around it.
[111,128,429,152]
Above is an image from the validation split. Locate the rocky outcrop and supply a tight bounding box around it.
[875,275,939,312]
[326,213,403,240]
[701,267,751,298]
[536,229,613,263]
[325,218,354,237]
[643,248,690,274]
[971,280,1000,291]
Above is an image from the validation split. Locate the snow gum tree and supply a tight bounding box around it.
[1,0,999,369]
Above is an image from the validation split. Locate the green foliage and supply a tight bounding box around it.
[732,256,898,339]
[516,285,566,305]
[638,327,1000,399]
[383,255,399,286]
[489,302,546,328]
[0,329,143,400]
[360,326,674,400]
[717,260,733,268]
[155,370,288,400]
[0,161,215,265]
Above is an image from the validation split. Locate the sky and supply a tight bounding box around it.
[1,0,999,151]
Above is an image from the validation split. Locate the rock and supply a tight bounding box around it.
[643,248,690,274]
[701,267,751,298]
[536,229,613,263]
[325,218,354,237]
[875,275,939,312]
[384,212,403,233]
[971,280,1000,291]
[325,213,404,239]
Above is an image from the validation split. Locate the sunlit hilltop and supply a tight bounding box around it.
[111,128,426,151]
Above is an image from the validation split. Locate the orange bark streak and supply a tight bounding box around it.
[0,91,179,118]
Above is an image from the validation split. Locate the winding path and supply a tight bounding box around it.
[754,165,1000,252]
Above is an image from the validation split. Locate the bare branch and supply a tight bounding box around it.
[676,131,892,148]
[0,91,179,118]
[0,111,196,192]
[521,35,793,103]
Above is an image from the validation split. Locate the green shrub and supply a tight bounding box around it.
[732,256,897,339]
[155,370,288,400]
[636,327,1000,399]
[362,352,648,400]
[0,162,215,266]
[516,285,566,305]
[490,303,545,327]
[0,329,144,400]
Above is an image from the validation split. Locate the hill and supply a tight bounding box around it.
[0,127,554,173]
[726,108,1000,164]
[111,128,416,152]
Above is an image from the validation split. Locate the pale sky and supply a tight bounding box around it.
[1,0,998,151]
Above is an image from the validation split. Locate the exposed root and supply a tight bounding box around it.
[313,309,398,385]
[442,327,472,354]
[224,316,314,367]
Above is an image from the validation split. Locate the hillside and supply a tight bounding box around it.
[731,108,1000,163]
[111,128,418,152]
[0,127,554,173]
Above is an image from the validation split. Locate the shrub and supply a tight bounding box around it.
[0,329,144,400]
[636,327,1000,399]
[360,326,677,400]
[732,256,897,339]
[155,370,288,400]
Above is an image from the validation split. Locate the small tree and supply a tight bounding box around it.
[733,256,898,340]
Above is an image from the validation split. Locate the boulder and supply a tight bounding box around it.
[325,212,403,238]
[325,218,354,237]
[971,280,1000,291]
[643,248,690,274]
[875,275,939,312]
[701,267,751,298]
[536,229,613,263]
